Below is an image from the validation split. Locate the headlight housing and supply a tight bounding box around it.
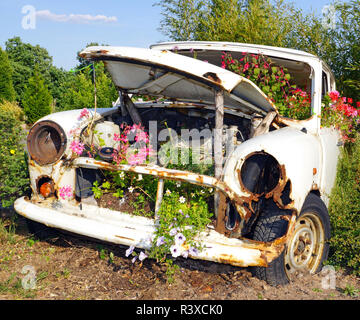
[27,120,67,166]
[239,152,281,195]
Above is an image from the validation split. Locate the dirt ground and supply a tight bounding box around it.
[0,209,359,301]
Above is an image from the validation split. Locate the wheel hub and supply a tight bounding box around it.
[284,213,324,275]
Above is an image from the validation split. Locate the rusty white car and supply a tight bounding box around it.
[14,41,341,286]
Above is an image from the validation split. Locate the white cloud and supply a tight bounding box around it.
[36,10,117,24]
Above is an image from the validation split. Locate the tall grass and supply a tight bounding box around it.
[328,134,360,275]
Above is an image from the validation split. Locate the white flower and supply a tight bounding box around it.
[182,250,189,258]
[209,188,213,193]
[139,251,148,261]
[125,245,135,257]
[200,189,205,194]
[179,196,186,204]
[176,182,181,188]
[156,236,165,247]
[128,186,134,193]
[119,171,125,179]
[174,233,186,245]
[170,244,181,258]
[137,174,143,181]
[189,246,199,256]
[169,227,179,236]
[165,189,171,196]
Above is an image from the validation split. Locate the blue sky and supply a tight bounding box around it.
[0,0,347,71]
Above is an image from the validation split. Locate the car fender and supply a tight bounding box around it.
[223,126,322,214]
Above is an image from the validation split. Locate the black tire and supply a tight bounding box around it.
[250,202,289,286]
[250,193,331,286]
[26,219,58,240]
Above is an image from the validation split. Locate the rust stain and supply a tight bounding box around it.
[115,235,135,242]
[203,72,222,84]
[215,192,227,235]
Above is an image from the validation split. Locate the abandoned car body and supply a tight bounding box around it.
[14,42,341,285]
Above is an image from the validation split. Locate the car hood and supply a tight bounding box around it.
[79,46,277,117]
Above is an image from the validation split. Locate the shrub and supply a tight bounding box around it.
[0,102,30,207]
[328,133,360,275]
[0,100,24,122]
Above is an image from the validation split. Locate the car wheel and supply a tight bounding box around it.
[26,219,58,240]
[250,193,331,286]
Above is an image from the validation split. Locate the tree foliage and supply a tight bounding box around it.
[57,62,117,111]
[331,0,360,102]
[5,37,69,106]
[0,47,16,103]
[22,65,52,124]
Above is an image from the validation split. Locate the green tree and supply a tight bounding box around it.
[155,0,206,41]
[0,46,16,103]
[155,0,318,47]
[22,65,52,124]
[57,62,117,111]
[330,0,360,102]
[5,37,66,104]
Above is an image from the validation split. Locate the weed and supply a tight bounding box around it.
[343,284,359,297]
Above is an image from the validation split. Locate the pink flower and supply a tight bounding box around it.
[58,185,73,200]
[127,147,148,165]
[70,139,85,156]
[135,130,149,143]
[243,63,249,72]
[78,108,90,120]
[113,133,121,142]
[329,91,340,102]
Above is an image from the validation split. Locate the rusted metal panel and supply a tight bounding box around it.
[14,196,293,267]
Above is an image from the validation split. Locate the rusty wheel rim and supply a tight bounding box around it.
[284,212,324,275]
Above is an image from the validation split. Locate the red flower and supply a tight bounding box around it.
[357,101,360,108]
[328,90,340,102]
[348,98,353,104]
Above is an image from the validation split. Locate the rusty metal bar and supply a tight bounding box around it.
[214,88,224,218]
[155,178,164,215]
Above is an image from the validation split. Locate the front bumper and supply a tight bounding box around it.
[14,196,292,267]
